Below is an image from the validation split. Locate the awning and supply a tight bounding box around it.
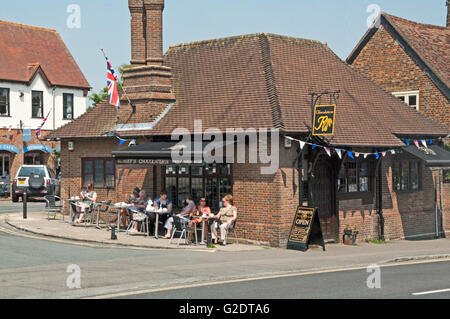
[0,144,20,154]
[112,140,236,164]
[23,144,53,154]
[403,145,450,168]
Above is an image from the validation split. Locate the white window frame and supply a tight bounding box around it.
[392,90,420,111]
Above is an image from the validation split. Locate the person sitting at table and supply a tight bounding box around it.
[74,184,97,224]
[189,197,211,243]
[129,190,152,233]
[149,190,173,235]
[163,196,196,239]
[211,194,237,246]
[117,187,140,228]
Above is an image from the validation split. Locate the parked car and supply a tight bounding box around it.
[12,165,61,202]
[0,176,10,198]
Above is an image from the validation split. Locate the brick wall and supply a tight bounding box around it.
[351,25,449,128]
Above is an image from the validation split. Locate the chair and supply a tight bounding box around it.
[95,200,112,229]
[44,195,63,220]
[126,209,149,236]
[169,216,194,246]
[224,220,239,245]
[71,202,96,227]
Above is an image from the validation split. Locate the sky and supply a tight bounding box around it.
[1,0,447,102]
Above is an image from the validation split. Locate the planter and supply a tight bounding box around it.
[343,230,359,245]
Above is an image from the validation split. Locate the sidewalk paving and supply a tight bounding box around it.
[3,211,265,252]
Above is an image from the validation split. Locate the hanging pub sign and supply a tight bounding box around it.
[312,104,336,136]
[287,206,325,252]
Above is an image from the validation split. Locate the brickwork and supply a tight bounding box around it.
[351,24,449,128]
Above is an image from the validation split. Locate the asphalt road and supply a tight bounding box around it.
[116,260,450,299]
[0,200,46,215]
[0,227,449,299]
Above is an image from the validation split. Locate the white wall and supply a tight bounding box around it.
[0,74,88,130]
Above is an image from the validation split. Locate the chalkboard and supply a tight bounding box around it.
[287,206,325,252]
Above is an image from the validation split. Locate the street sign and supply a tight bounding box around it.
[312,105,336,136]
[23,129,31,142]
[287,206,325,252]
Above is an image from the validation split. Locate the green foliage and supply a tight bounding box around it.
[365,239,386,244]
[88,63,131,108]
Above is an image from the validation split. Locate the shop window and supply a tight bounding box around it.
[0,88,10,116]
[393,91,419,111]
[164,163,232,210]
[393,160,421,192]
[338,160,373,193]
[24,153,44,165]
[82,158,115,188]
[444,170,450,184]
[32,91,44,118]
[63,93,74,120]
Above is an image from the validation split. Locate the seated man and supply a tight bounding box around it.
[74,184,97,224]
[164,196,196,239]
[128,190,152,233]
[149,190,173,235]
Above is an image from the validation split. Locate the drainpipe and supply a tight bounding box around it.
[376,157,385,241]
[52,86,56,130]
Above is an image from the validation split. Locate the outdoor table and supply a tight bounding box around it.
[67,197,80,224]
[111,202,134,233]
[148,209,168,239]
[199,214,214,245]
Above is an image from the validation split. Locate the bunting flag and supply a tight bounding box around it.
[116,136,129,146]
[283,136,434,161]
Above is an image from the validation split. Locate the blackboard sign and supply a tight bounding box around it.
[312,105,336,136]
[287,206,325,252]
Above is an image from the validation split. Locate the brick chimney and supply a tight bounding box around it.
[120,0,175,125]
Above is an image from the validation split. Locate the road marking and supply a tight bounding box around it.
[412,288,450,296]
[86,257,450,299]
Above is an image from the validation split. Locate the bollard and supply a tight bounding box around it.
[23,192,27,219]
[111,226,117,240]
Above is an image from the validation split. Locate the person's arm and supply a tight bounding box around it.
[167,202,173,214]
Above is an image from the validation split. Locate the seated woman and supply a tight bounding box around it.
[151,190,173,234]
[164,196,196,239]
[211,194,237,246]
[118,187,140,228]
[74,184,97,224]
[129,190,152,233]
[189,197,211,243]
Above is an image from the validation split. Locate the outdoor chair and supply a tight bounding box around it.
[126,209,149,237]
[223,219,239,245]
[44,195,63,220]
[71,202,96,227]
[169,216,194,246]
[95,200,112,229]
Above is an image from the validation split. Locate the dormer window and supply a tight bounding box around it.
[393,91,419,111]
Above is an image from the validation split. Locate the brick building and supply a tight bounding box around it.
[0,20,90,196]
[48,0,449,247]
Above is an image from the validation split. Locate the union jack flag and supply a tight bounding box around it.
[36,109,51,138]
[106,56,120,108]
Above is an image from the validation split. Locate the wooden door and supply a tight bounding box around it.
[311,157,338,242]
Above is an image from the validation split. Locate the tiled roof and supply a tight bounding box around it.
[0,20,91,89]
[46,101,117,139]
[347,13,450,93]
[49,33,449,147]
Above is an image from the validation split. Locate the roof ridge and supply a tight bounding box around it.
[167,33,327,53]
[0,19,57,33]
[381,12,449,30]
[258,34,284,130]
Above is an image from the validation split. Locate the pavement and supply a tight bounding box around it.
[2,209,450,299]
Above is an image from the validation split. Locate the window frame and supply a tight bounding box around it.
[81,158,115,189]
[31,90,44,119]
[63,93,74,120]
[164,163,233,210]
[392,90,420,111]
[0,88,10,117]
[392,160,422,192]
[338,159,374,195]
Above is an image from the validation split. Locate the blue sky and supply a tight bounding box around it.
[1,0,447,99]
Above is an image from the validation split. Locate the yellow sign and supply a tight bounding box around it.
[313,105,336,136]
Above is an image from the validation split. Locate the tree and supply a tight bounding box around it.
[88,64,130,108]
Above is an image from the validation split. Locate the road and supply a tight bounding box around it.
[0,200,46,215]
[0,226,449,299]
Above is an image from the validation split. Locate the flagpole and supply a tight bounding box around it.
[100,49,135,112]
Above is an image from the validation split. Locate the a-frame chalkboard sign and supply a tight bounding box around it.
[287,206,325,252]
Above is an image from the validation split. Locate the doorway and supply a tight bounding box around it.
[311,155,338,242]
